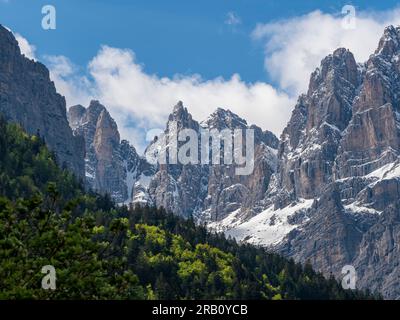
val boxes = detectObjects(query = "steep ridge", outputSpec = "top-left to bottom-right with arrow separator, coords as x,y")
69,100 -> 278,222
68,100 -> 154,203
0,25 -> 84,178
270,26 -> 400,299
144,101 -> 279,221
274,48 -> 361,204
336,26 -> 400,179
209,26 -> 400,299
144,101 -> 207,217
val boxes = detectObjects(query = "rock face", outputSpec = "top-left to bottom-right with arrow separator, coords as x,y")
201,109 -> 278,220
68,100 -> 153,203
266,26 -> 400,299
335,26 -> 400,179
353,201 -> 400,299
0,25 -> 84,178
68,100 -> 278,220
145,102 -> 206,217
209,26 -> 400,299
278,184 -> 367,277
144,101 -> 278,220
275,48 -> 360,204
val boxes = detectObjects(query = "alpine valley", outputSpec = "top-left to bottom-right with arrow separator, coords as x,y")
2,23 -> 400,299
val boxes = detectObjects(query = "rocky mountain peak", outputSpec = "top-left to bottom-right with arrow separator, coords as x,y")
170,100 -> 189,120
335,25 -> 400,179
86,100 -> 106,122
274,46 -> 362,201
68,101 -> 108,133
256,26 -> 400,298
167,101 -> 198,131
202,108 -> 248,130
352,25 -> 400,114
88,99 -> 106,112
308,47 -> 358,98
67,104 -> 86,130
302,47 -> 359,136
0,25 -> 85,178
0,24 -> 21,57
143,101 -> 279,220
68,101 -> 151,203
172,100 -> 184,113
376,25 -> 400,57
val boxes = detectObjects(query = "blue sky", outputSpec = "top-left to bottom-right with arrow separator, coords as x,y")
1,0 -> 399,83
2,0 -> 400,150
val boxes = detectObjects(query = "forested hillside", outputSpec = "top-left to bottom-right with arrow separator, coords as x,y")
0,116 -> 378,299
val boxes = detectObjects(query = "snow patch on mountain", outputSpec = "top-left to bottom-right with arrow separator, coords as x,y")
345,202 -> 382,215
208,199 -> 314,247
366,159 -> 400,181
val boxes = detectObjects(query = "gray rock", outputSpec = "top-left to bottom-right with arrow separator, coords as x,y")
276,48 -> 360,201
276,184 -> 364,277
270,26 -> 400,299
68,100 -> 153,202
0,25 -> 84,178
145,101 -> 278,220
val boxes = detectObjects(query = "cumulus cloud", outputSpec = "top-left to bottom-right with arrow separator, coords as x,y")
15,33 -> 36,60
252,8 -> 400,96
44,55 -> 93,106
46,46 -> 293,151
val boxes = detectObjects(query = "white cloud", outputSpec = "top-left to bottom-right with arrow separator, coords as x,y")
47,45 -> 293,151
14,33 -> 36,60
14,7 -> 400,153
225,11 -> 241,26
252,8 -> 400,96
44,55 -> 93,107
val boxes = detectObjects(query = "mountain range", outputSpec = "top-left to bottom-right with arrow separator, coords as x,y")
2,23 -> 400,298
